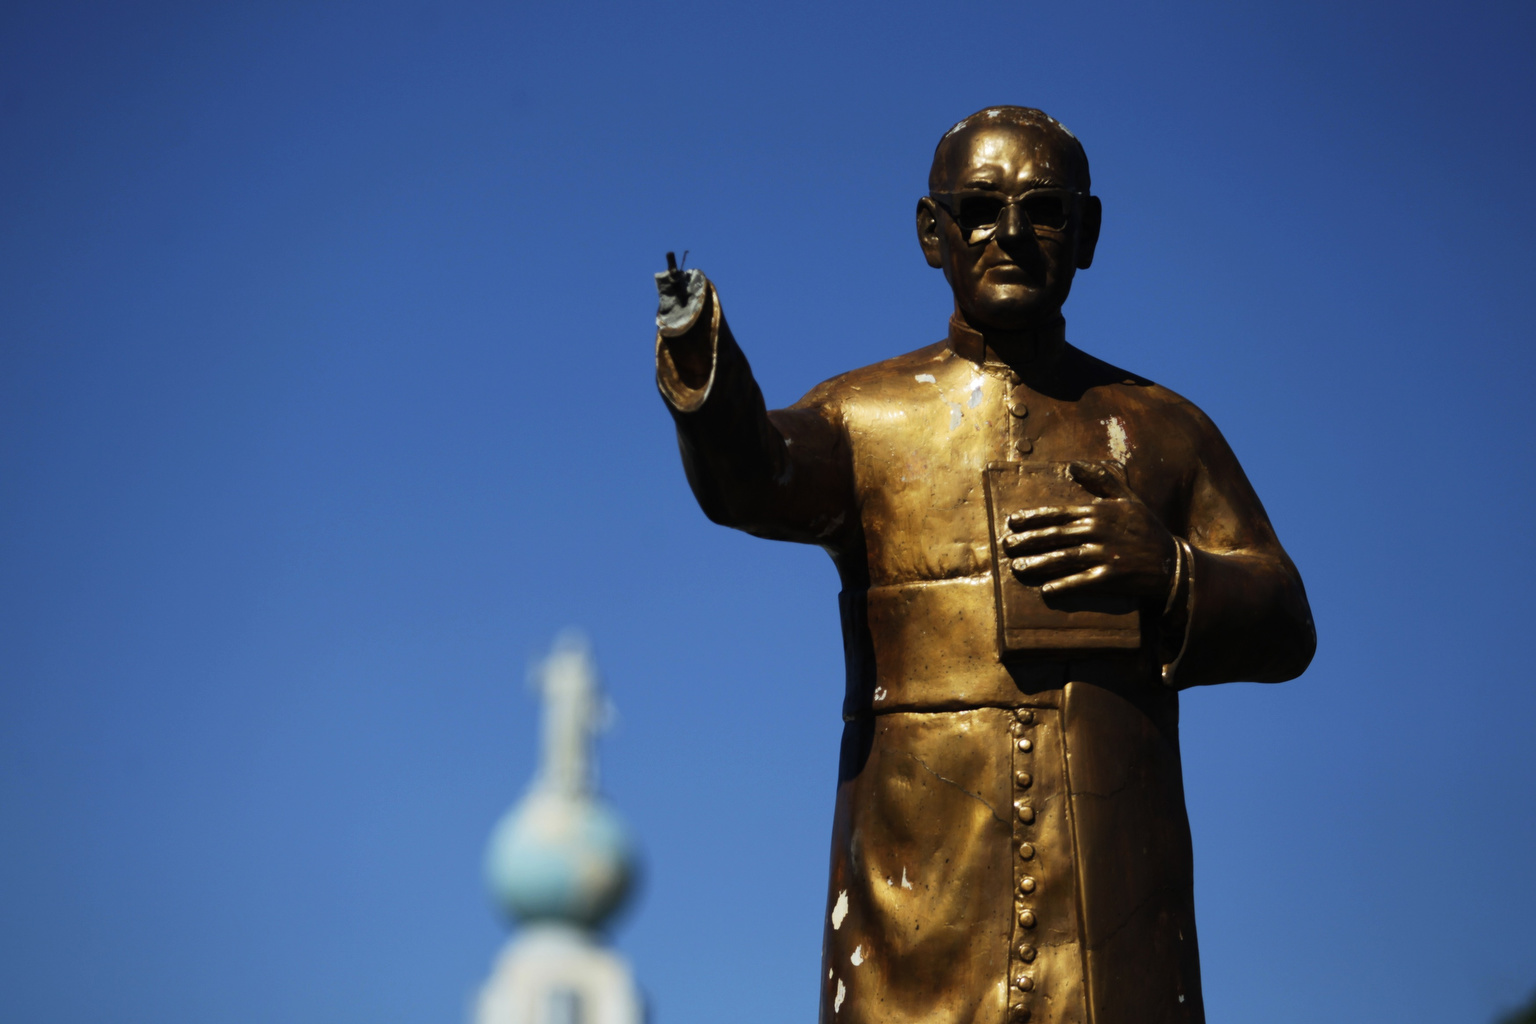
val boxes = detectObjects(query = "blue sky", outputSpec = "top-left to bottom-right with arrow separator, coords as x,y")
2,2 -> 1534,1022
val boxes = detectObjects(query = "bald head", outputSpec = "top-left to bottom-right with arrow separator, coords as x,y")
929,106 -> 1091,193
917,106 -> 1103,331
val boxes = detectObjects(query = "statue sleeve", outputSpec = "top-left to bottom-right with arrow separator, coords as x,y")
655,277 -> 855,548
1167,408 -> 1317,688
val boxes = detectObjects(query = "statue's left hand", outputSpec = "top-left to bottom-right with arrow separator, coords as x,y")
1001,462 -> 1178,599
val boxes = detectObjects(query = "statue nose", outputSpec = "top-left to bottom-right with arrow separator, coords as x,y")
993,202 -> 1042,266
995,202 -> 1030,244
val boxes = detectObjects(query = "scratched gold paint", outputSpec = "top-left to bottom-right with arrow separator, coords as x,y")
654,107 -> 1314,1024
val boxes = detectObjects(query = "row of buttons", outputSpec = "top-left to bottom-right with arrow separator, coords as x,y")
1010,708 -> 1038,1022
1009,381 -> 1034,457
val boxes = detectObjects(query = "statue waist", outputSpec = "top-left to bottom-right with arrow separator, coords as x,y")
839,576 -> 1154,719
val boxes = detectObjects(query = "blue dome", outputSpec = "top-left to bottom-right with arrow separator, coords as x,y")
484,790 -> 637,930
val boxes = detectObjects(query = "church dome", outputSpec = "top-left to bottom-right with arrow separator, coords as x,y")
484,788 -> 636,929
483,632 -> 638,932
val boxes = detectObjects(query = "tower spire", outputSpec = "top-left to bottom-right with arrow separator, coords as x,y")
532,631 -> 604,798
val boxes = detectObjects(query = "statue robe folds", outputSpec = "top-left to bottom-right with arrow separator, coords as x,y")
656,279 -> 1314,1024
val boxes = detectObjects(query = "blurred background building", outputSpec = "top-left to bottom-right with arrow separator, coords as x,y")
476,633 -> 642,1024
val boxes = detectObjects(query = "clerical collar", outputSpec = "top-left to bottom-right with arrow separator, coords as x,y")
947,314 -> 1067,369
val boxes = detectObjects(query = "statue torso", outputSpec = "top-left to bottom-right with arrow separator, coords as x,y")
795,334 -> 1207,1024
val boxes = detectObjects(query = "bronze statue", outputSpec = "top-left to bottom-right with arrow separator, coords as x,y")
653,106 -> 1315,1024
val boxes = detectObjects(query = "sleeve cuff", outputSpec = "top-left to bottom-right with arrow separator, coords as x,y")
655,281 -> 720,414
1160,538 -> 1195,688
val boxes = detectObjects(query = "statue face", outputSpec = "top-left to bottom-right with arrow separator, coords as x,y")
918,124 -> 1102,331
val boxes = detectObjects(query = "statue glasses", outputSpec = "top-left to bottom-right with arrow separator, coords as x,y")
929,186 -> 1087,246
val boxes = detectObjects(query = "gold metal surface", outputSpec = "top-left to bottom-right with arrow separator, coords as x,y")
654,107 -> 1315,1024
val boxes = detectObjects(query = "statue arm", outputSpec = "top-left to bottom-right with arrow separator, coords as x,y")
1170,409 -> 1316,688
655,272 -> 854,547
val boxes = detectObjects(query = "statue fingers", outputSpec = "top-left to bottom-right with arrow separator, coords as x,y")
1010,544 -> 1104,582
1006,505 -> 1095,531
1068,461 -> 1136,501
1040,563 -> 1113,595
1002,521 -> 1096,556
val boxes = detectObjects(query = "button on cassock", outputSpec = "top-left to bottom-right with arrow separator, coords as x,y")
1015,801 -> 1035,823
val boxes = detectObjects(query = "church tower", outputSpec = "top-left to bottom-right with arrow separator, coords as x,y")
475,632 -> 644,1024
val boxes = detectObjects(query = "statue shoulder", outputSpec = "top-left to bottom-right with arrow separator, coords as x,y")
787,340 -> 953,412
1067,346 -> 1216,433
1061,346 -> 1240,476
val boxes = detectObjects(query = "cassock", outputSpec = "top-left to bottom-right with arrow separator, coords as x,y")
655,276 -> 1314,1024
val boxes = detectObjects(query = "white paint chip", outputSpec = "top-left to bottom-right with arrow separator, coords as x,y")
851,945 -> 865,966
901,868 -> 913,890
831,890 -> 849,930
914,373 -> 937,384
834,979 -> 847,1012
1102,416 -> 1131,464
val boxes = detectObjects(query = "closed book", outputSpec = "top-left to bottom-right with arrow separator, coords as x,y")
983,461 -> 1142,654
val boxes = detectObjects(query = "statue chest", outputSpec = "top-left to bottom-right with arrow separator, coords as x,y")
842,365 -> 1149,588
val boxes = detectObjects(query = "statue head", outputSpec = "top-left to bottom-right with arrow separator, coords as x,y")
917,107 -> 1102,333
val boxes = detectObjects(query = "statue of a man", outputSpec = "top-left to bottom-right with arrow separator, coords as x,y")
653,106 -> 1315,1024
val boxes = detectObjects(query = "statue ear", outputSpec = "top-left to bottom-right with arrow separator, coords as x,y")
1075,195 -> 1102,270
916,197 -> 944,269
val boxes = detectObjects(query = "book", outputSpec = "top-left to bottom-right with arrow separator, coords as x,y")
983,461 -> 1143,654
